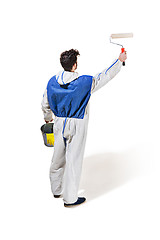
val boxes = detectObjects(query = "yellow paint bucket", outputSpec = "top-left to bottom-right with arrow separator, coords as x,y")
41,123 -> 54,147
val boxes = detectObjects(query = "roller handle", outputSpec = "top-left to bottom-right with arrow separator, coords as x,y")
121,47 -> 125,66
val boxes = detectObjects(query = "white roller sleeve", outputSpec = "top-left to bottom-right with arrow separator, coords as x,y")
111,33 -> 133,39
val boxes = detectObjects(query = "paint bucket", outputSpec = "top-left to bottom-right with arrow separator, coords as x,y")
41,123 -> 54,147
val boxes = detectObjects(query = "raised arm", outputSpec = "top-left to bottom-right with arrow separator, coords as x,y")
92,52 -> 127,93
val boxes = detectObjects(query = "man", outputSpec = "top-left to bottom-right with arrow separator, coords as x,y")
41,49 -> 127,207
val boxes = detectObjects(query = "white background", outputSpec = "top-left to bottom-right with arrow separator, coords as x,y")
0,0 -> 160,239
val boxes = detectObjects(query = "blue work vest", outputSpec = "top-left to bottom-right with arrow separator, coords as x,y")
47,75 -> 93,119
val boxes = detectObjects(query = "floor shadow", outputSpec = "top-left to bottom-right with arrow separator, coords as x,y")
79,147 -> 150,202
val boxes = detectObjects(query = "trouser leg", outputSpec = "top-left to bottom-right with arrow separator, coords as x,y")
49,120 -> 66,196
63,117 -> 89,204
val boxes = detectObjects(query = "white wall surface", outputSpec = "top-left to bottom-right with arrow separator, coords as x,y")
0,0 -> 160,239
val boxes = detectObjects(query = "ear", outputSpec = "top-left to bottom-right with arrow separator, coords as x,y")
71,63 -> 77,72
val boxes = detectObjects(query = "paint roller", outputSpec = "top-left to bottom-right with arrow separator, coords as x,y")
110,33 -> 133,66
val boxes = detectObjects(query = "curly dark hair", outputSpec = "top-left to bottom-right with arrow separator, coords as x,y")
60,49 -> 80,71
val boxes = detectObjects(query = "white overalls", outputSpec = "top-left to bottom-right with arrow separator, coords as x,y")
41,59 -> 122,204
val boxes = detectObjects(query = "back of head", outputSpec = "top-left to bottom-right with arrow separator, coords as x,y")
60,49 -> 80,71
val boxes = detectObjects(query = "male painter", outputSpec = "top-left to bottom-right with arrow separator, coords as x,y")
41,49 -> 127,207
